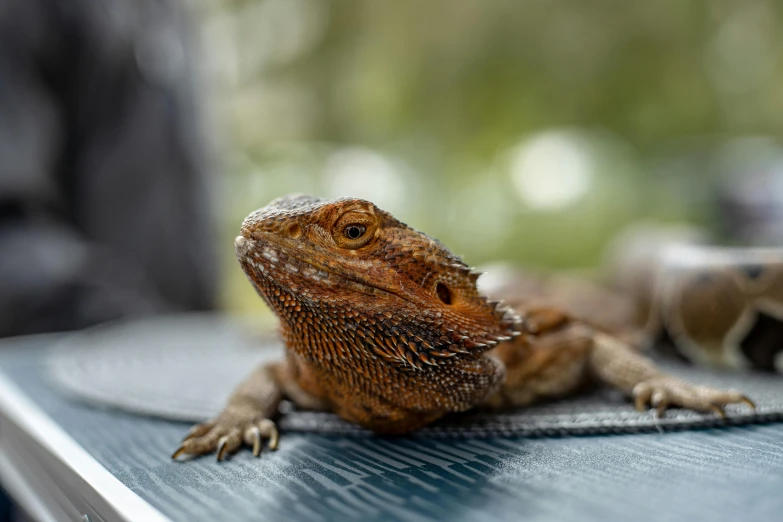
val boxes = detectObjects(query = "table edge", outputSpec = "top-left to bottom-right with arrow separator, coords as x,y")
0,369 -> 171,522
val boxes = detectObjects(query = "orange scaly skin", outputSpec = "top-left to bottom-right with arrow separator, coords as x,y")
172,195 -> 755,462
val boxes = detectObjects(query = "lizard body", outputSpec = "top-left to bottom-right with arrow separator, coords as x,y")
173,195 -> 754,461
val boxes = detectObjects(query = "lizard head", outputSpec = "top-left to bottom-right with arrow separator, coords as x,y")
235,194 -> 520,370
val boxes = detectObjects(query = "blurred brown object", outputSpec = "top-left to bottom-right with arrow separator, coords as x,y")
602,222 -> 710,328
0,0 -> 218,338
478,263 -> 642,347
498,222 -> 783,374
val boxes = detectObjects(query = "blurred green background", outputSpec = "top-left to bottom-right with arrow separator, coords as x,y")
193,0 -> 783,311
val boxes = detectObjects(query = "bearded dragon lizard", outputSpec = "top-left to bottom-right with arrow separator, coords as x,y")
172,194 -> 754,461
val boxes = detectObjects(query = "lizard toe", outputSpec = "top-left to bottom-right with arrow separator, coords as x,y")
181,420 -> 216,442
216,428 -> 243,462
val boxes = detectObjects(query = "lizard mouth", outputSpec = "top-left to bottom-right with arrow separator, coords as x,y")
235,234 -> 409,301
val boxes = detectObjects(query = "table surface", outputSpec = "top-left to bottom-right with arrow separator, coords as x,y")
1,335 -> 783,522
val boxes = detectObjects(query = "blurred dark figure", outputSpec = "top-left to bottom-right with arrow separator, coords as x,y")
717,168 -> 783,247
0,0 -> 218,339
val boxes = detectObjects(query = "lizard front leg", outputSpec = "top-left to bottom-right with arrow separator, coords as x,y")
172,361 -> 289,461
484,310 -> 593,408
486,308 -> 755,417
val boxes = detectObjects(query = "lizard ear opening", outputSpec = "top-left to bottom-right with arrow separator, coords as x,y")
436,283 -> 452,305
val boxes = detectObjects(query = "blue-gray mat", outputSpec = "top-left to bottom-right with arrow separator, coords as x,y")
44,315 -> 783,436
2,345 -> 783,522
1,326 -> 783,521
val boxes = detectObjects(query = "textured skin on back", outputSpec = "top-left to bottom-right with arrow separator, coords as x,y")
236,194 -> 520,432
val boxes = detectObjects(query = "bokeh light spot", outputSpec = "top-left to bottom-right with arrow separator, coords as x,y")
324,147 -> 406,212
509,131 -> 593,211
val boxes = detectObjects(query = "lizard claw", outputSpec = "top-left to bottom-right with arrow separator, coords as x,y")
172,411 -> 280,462
244,419 -> 278,457
216,437 -> 228,462
247,426 -> 262,457
171,445 -> 187,460
633,377 -> 755,419
709,404 -> 726,419
653,391 -> 669,419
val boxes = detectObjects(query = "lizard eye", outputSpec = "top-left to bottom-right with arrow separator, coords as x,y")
344,225 -> 366,240
332,210 -> 378,249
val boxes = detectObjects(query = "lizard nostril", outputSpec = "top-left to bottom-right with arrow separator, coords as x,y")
436,283 -> 452,305
287,224 -> 302,239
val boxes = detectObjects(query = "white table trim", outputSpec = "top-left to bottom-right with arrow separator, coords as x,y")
0,370 -> 171,522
